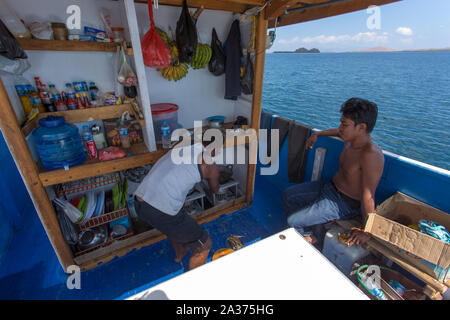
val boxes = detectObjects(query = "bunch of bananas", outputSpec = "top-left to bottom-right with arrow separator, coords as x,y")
159,61 -> 188,82
155,27 -> 187,82
190,43 -> 212,69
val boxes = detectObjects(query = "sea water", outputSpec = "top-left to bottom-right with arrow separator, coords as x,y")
262,51 -> 450,170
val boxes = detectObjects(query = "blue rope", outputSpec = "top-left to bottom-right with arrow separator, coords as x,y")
419,220 -> 450,243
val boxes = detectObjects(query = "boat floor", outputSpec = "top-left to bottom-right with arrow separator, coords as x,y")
0,174 -> 288,299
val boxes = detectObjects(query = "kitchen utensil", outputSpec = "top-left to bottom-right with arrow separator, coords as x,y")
110,224 -> 127,238
77,225 -> 108,251
206,115 -> 225,128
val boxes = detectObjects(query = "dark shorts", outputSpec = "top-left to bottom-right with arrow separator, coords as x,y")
135,199 -> 209,249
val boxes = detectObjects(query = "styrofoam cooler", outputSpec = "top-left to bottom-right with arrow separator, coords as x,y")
322,224 -> 370,276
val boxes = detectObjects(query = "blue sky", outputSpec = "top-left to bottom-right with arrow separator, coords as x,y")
268,0 -> 450,52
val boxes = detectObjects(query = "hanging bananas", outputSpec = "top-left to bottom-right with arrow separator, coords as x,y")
158,61 -> 189,82
189,43 -> 212,70
156,27 -> 188,82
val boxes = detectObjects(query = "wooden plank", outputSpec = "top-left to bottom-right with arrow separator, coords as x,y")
246,11 -> 268,204
0,78 -> 75,271
366,239 -> 448,294
133,0 -> 251,13
76,198 -> 247,270
20,117 -> 39,137
39,144 -> 168,186
265,0 -> 300,19
269,0 -> 401,27
124,0 -> 157,152
34,104 -> 133,124
17,38 -> 121,52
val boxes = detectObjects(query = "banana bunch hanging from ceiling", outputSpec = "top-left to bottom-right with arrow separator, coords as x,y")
189,43 -> 212,70
156,27 -> 189,82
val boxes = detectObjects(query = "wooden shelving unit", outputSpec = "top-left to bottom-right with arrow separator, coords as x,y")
0,1 -> 268,272
17,38 -> 133,55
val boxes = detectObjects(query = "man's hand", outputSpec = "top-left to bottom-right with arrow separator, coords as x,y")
305,134 -> 318,149
347,227 -> 371,247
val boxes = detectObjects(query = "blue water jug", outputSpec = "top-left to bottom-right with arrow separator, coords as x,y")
32,116 -> 86,170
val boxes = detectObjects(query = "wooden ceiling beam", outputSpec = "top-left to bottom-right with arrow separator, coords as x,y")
133,0 -> 263,13
268,0 -> 401,28
265,0 -> 299,19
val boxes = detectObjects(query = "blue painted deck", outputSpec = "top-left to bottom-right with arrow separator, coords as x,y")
0,122 -> 449,299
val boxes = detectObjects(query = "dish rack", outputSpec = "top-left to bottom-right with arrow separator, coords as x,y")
55,172 -> 134,256
55,173 -> 121,198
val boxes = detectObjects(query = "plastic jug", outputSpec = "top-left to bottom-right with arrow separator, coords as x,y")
32,116 -> 86,170
322,224 -> 370,276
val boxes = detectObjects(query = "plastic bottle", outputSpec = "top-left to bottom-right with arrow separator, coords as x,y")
82,92 -> 91,108
48,84 -> 62,104
88,82 -> 98,100
66,95 -> 77,110
119,123 -> 130,149
161,120 -> 171,149
14,75 -> 33,116
360,273 -> 388,300
91,124 -> 107,150
40,85 -> 56,112
82,125 -> 98,159
29,88 -> 46,113
75,93 -> 86,109
64,83 -> 77,101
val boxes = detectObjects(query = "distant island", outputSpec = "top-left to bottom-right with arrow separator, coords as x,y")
274,47 -> 320,53
348,46 -> 450,53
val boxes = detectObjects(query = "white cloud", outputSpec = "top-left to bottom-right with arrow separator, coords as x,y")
396,27 -> 413,36
278,32 -> 388,45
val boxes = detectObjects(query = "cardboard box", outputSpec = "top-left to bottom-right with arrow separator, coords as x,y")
364,192 -> 450,283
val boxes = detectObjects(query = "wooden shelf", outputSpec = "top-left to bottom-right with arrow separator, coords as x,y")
39,143 -> 167,186
21,104 -> 144,137
17,38 -> 133,55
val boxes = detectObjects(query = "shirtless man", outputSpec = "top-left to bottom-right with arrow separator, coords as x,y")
282,97 -> 384,247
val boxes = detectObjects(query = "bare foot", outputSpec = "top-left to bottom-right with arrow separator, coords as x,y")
304,235 -> 317,244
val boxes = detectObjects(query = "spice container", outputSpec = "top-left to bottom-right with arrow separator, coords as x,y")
51,22 -> 68,40
111,27 -> 125,42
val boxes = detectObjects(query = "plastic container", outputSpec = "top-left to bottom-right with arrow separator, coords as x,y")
32,116 -> 86,170
321,224 -> 370,276
151,103 -> 178,143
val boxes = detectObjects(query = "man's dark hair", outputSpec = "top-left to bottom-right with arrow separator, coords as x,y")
340,97 -> 378,133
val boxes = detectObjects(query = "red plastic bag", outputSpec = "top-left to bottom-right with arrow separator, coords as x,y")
141,0 -> 171,68
99,147 -> 126,161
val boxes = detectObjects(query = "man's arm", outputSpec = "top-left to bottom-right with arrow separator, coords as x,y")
306,128 -> 339,149
348,149 -> 384,246
360,149 -> 384,221
205,165 -> 220,194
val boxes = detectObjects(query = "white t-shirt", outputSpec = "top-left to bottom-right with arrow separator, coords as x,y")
134,143 -> 204,215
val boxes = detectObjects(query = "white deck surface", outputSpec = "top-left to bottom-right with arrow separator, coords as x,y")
128,228 -> 369,300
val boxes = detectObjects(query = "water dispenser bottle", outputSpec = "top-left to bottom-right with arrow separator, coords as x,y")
32,116 -> 86,170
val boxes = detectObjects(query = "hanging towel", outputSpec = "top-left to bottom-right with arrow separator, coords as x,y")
287,122 -> 312,183
268,116 -> 291,157
260,110 -> 274,130
224,20 -> 242,100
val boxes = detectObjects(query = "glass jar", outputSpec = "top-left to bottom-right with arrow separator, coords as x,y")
51,22 -> 68,40
111,27 -> 125,43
